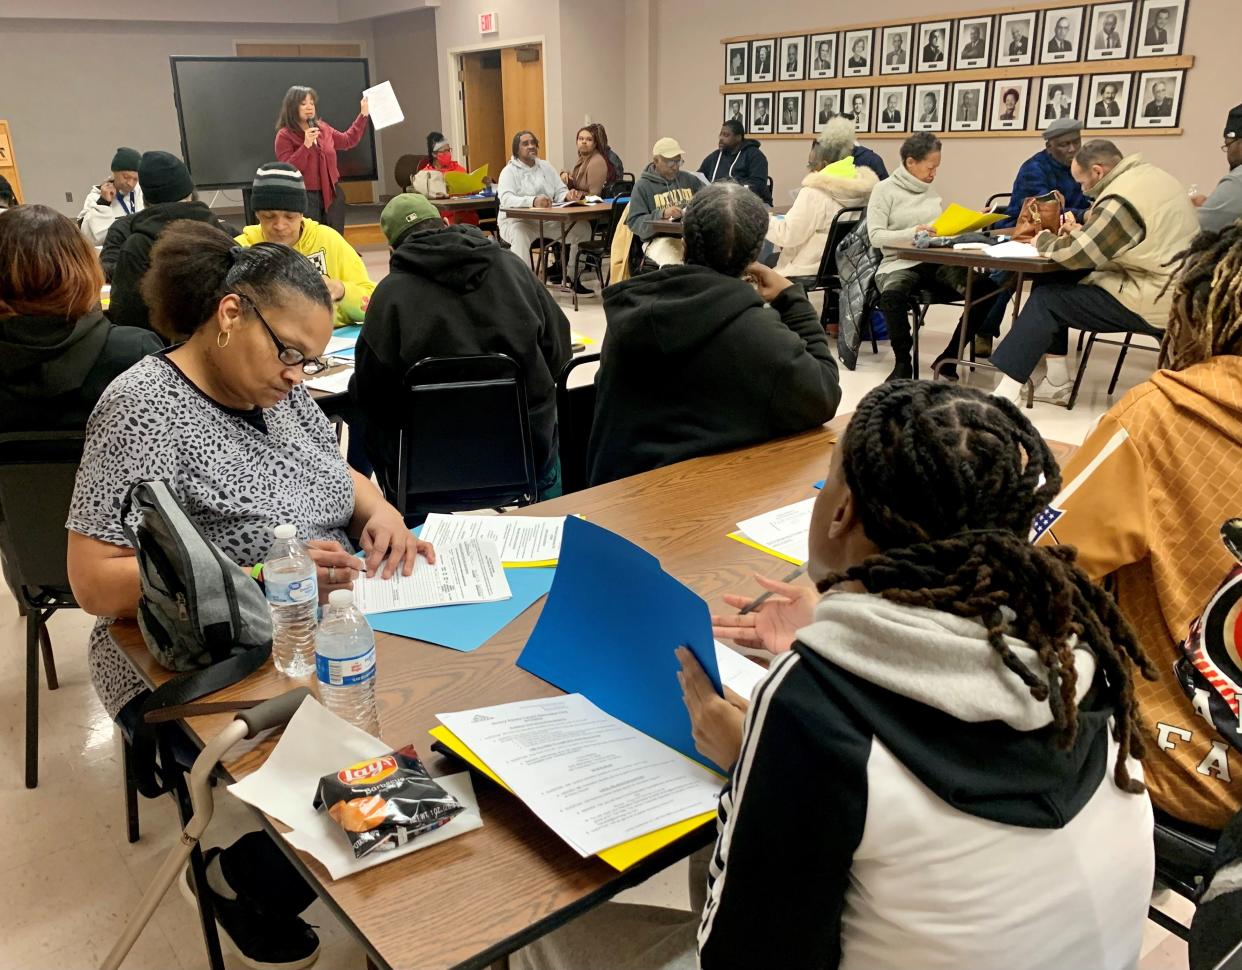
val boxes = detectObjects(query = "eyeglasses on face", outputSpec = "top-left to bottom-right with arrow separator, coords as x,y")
234,295 -> 329,375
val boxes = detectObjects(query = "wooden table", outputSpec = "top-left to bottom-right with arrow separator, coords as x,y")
110,420 -> 1077,970
430,195 -> 499,215
649,204 -> 791,236
501,202 -> 614,282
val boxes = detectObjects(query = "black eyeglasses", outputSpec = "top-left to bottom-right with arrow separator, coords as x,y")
1223,139 -> 1238,153
236,295 -> 329,375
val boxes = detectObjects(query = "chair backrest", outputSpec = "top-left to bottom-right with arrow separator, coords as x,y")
393,354 -> 538,516
766,175 -> 775,199
555,353 -> 601,495
0,431 -> 85,594
603,177 -> 634,200
985,191 -> 1012,211
809,205 -> 867,290
394,154 -> 422,191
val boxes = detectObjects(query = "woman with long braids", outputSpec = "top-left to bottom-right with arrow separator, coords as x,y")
1034,223 -> 1242,834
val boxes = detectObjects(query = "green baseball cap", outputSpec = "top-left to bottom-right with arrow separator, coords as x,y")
380,193 -> 442,245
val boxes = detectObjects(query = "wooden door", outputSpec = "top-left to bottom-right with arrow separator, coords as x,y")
460,51 -> 507,180
0,121 -> 23,204
500,45 -> 545,161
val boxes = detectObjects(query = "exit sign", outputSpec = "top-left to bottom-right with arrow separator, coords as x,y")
479,12 -> 498,34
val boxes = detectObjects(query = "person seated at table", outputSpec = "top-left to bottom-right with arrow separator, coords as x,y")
697,121 -> 771,204
866,132 -> 1003,381
418,130 -> 483,226
561,124 -> 616,198
591,121 -> 625,183
991,140 -> 1199,406
975,118 -> 1090,357
234,162 -> 375,328
77,146 -> 144,245
519,381 -> 1155,970
497,129 -> 590,291
67,220 -> 430,970
766,117 -> 878,279
626,137 -> 703,268
588,182 -> 840,486
1035,222 -> 1242,832
355,193 -> 572,501
1191,104 -> 1242,234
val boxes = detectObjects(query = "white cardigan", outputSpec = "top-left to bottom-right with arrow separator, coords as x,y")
768,166 -> 879,278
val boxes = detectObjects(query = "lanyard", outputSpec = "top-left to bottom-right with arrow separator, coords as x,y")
117,192 -> 136,215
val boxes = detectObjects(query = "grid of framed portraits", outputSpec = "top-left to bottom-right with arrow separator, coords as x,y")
721,2 -> 1189,84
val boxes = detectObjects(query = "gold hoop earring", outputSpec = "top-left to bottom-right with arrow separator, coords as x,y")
217,329 -> 231,349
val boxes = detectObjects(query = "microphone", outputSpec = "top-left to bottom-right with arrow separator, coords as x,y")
309,115 -> 320,131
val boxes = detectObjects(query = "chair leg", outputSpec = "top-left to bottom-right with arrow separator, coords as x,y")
1108,332 -> 1134,395
25,612 -> 39,789
122,736 -> 141,843
1077,330 -> 1086,352
1067,332 -> 1097,411
39,620 -> 58,691
571,249 -> 582,312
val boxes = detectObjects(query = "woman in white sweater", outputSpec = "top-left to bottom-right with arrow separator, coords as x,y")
767,118 -> 879,280
866,132 -> 1002,380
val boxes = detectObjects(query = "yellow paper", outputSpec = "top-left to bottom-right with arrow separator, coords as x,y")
570,330 -> 597,346
726,531 -> 804,566
932,203 -> 1006,237
444,165 -> 488,195
503,558 -> 557,569
429,725 -> 717,871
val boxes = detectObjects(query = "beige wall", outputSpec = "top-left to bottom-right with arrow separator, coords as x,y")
649,0 -> 1230,207
371,7 -> 442,198
559,0 -> 630,171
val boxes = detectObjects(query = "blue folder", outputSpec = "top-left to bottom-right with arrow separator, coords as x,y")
516,516 -> 722,769
333,324 -> 363,340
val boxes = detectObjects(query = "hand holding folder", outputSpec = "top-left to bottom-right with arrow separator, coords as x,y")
932,203 -> 1006,236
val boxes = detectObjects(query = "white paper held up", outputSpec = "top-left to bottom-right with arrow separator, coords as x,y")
352,538 -> 512,614
363,80 -> 404,131
419,514 -> 565,564
228,697 -> 482,880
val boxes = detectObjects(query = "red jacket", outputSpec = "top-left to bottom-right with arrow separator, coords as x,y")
274,114 -> 369,211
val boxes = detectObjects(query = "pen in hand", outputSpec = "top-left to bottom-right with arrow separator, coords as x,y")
738,565 -> 806,614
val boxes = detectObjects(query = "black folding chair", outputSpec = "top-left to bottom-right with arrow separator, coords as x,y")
986,191 -> 1013,212
602,178 -> 634,200
1067,329 -> 1162,410
381,354 -> 539,518
555,353 -> 601,495
788,205 -> 866,330
766,175 -> 775,202
1149,809 -> 1219,940
572,202 -> 630,310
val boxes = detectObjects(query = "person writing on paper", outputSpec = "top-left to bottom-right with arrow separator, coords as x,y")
234,163 -> 375,328
765,118 -> 878,279
355,194 -> 572,502
866,132 -> 1002,380
274,85 -> 371,234
588,182 -> 840,486
418,131 -> 483,227
626,137 -> 703,268
78,147 -> 144,245
560,124 -> 615,198
66,222 -> 430,970
1191,104 -> 1242,233
697,121 -> 771,203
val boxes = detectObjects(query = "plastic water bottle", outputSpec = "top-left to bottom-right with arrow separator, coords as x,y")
315,589 -> 380,735
264,523 -> 318,678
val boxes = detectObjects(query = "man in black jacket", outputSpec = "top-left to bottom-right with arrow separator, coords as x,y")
355,193 -> 572,498
588,183 -> 840,486
698,122 -> 771,204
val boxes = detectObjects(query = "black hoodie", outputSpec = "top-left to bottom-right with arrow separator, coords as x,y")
354,225 -> 572,486
0,310 -> 161,433
586,265 -> 840,486
698,138 -> 772,203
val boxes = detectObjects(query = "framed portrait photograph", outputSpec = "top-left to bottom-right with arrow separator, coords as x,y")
1136,0 -> 1187,56
913,83 -> 947,131
725,42 -> 749,84
997,12 -> 1037,66
880,25 -> 914,75
812,89 -> 841,132
750,39 -> 775,82
949,80 -> 988,132
843,88 -> 873,133
779,35 -> 807,82
916,21 -> 952,72
778,91 -> 805,134
808,33 -> 837,79
843,28 -> 874,77
1037,75 -> 1083,130
723,94 -> 747,130
1040,6 -> 1085,63
955,16 -> 993,69
749,92 -> 774,134
1134,70 -> 1184,126
1085,73 -> 1133,127
1086,1 -> 1134,59
990,78 -> 1031,131
876,86 -> 909,132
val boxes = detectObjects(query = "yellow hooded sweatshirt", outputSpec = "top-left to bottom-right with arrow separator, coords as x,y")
235,218 -> 376,327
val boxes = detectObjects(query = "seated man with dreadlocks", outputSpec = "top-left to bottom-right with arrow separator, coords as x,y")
1036,223 -> 1242,834
516,380 -> 1155,970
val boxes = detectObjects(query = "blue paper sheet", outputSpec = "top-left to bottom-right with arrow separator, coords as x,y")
516,517 -> 721,770
368,566 -> 556,652
333,324 -> 363,340
814,480 -> 825,489
331,345 -> 357,361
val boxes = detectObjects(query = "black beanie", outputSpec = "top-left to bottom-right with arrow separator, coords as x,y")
139,151 -> 194,204
250,162 -> 307,214
1227,104 -> 1242,140
110,147 -> 141,173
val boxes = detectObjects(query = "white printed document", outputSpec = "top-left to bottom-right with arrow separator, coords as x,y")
362,80 -> 404,131
437,694 -> 722,856
324,335 -> 358,355
305,367 -> 353,394
420,513 -> 565,564
352,538 -> 511,614
714,640 -> 768,700
736,497 -> 815,565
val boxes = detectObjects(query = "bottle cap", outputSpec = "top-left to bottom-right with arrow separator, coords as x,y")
328,589 -> 354,607
274,523 -> 297,540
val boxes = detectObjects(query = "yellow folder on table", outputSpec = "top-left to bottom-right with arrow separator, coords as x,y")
444,165 -> 488,195
429,725 -> 717,871
726,531 -> 804,566
932,203 -> 1005,236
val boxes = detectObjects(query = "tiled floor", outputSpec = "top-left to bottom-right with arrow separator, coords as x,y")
1,256 -> 1190,969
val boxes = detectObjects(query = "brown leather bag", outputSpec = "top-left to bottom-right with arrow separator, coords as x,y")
1011,190 -> 1064,242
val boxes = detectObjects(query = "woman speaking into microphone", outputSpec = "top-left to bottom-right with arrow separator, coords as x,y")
274,85 -> 370,233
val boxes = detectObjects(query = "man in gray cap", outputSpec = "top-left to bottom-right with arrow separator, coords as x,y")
1192,104 -> 1242,233
973,117 -> 1090,356
78,147 -> 144,244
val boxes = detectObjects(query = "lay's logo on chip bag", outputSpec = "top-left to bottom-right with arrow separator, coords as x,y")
337,754 -> 398,785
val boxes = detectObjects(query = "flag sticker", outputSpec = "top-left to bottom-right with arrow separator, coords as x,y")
1031,506 -> 1064,542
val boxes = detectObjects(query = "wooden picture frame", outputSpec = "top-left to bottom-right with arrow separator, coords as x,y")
808,33 -> 837,79
1086,1 -> 1135,60
1133,68 -> 1184,126
1036,74 -> 1083,129
877,85 -> 909,132
917,20 -> 953,72
843,28 -> 875,77
990,78 -> 1031,130
723,94 -> 748,130
750,39 -> 775,82
725,42 -> 749,84
1085,72 -> 1134,127
955,15 -> 994,69
843,87 -> 873,132
779,35 -> 807,82
913,82 -> 948,130
997,11 -> 1037,66
749,92 -> 774,133
880,25 -> 915,75
1135,0 -> 1187,57
812,89 -> 841,132
778,91 -> 806,133
950,80 -> 988,131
